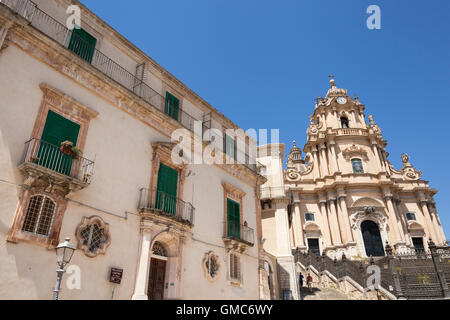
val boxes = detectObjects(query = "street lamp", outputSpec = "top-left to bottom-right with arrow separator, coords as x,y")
52,237 -> 76,300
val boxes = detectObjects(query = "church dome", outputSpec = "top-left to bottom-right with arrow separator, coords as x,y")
326,76 -> 348,98
288,141 -> 303,163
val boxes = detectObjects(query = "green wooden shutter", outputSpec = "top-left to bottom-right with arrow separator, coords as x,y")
225,135 -> 236,159
38,110 -> 80,176
68,27 -> 97,64
156,164 -> 178,215
164,92 -> 180,121
227,199 -> 240,238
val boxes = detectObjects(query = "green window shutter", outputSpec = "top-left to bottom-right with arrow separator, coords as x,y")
38,110 -> 80,176
164,92 -> 180,121
225,135 -> 236,159
156,164 -> 178,215
227,198 -> 240,238
68,27 -> 97,64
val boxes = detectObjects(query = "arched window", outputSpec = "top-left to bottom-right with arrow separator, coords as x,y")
341,117 -> 350,129
351,158 -> 364,173
21,195 -> 56,237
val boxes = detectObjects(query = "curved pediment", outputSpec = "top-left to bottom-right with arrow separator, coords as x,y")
350,197 -> 384,209
407,221 -> 424,232
303,221 -> 321,233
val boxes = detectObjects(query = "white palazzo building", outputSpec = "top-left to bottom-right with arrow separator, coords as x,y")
0,0 -> 266,300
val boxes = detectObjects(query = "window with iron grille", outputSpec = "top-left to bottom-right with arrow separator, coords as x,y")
406,212 -> 416,221
229,253 -> 241,283
351,158 -> 364,173
76,216 -> 111,257
21,195 -> 56,237
80,223 -> 105,253
305,213 -> 315,222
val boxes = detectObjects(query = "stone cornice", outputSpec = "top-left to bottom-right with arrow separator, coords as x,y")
4,17 -> 263,187
61,0 -> 248,135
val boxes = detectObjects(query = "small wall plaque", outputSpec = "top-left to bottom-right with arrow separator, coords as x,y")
109,267 -> 123,284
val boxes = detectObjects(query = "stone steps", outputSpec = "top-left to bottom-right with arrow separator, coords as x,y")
300,286 -> 352,300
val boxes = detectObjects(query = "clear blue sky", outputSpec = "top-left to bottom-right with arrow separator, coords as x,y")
81,0 -> 450,238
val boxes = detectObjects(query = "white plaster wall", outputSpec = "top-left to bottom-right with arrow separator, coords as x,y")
0,43 -> 260,299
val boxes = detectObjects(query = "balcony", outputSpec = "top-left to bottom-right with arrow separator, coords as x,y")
223,221 -> 254,252
332,128 -> 368,137
0,0 -> 208,136
18,139 -> 95,193
0,0 -> 264,174
138,188 -> 194,226
260,186 -> 289,200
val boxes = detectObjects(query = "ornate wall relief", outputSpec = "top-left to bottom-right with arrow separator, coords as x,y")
75,216 -> 111,257
203,251 -> 220,282
342,144 -> 369,161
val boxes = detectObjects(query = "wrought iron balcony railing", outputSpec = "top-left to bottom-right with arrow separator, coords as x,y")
0,0 -> 207,136
138,188 -> 194,225
19,138 -> 95,184
0,0 -> 262,173
224,221 -> 255,246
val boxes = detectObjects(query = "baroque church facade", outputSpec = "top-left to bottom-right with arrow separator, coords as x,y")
257,78 -> 447,299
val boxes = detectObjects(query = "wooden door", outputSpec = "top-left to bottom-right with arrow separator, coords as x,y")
147,258 -> 166,300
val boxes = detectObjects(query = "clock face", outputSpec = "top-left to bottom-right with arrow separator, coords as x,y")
337,97 -> 347,105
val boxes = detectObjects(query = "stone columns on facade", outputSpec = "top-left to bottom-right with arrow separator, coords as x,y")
377,147 -> 387,173
319,143 -> 329,177
132,228 -> 152,300
328,140 -> 340,175
292,202 -> 305,248
393,197 -> 411,246
417,193 -> 438,243
349,109 -> 357,127
371,140 -> 383,173
311,146 -> 320,179
382,189 -> 404,246
318,195 -> 332,247
336,188 -> 354,244
326,193 -> 342,245
428,202 -> 446,244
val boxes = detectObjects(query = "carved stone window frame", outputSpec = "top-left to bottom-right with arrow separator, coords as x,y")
149,142 -> 187,200
7,188 -> 68,248
202,251 -> 220,282
342,144 -> 369,161
7,84 -> 98,249
228,252 -> 242,286
31,83 -> 98,153
75,216 -> 111,258
222,182 -> 246,237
